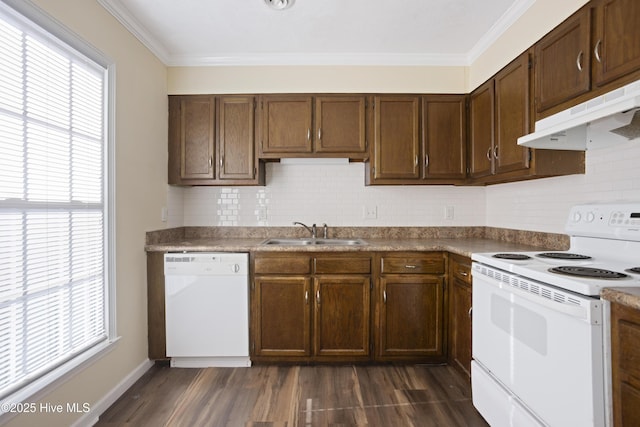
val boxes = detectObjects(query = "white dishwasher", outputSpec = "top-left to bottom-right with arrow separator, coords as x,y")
164,252 -> 250,368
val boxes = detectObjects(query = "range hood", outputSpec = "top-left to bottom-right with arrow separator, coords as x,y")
518,79 -> 640,150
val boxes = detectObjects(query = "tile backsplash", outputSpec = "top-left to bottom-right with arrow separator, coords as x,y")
167,140 -> 640,234
171,162 -> 486,228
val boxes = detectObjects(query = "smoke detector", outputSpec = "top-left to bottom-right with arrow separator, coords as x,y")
264,0 -> 294,10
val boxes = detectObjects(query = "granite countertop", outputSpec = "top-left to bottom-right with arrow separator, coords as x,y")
145,227 -> 566,256
601,287 -> 640,311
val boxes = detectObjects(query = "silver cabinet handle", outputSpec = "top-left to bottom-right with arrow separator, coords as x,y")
219,155 -> 223,168
383,290 -> 387,303
307,128 -> 311,141
594,39 -> 602,63
316,290 -> 320,305
405,265 -> 417,269
576,50 -> 583,72
468,307 -> 473,318
209,156 -> 212,169
486,147 -> 492,161
459,271 -> 469,277
424,154 -> 429,169
305,290 -> 309,304
317,128 -> 322,140
415,155 -> 419,167
493,146 -> 499,159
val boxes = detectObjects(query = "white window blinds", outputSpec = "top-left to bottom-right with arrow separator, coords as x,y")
0,4 -> 108,400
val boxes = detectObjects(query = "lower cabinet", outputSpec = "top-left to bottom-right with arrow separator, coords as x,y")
376,252 -> 446,362
610,300 -> 640,426
448,254 -> 472,380
251,253 -> 371,362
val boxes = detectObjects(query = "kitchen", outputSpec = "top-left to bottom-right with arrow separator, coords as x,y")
0,0 -> 639,426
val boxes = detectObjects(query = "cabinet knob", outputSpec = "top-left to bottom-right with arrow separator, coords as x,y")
459,271 -> 468,277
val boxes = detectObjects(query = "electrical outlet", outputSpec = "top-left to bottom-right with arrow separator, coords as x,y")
363,205 -> 377,219
444,206 -> 454,220
161,207 -> 168,222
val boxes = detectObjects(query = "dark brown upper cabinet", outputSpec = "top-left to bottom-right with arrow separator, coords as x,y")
535,0 -> 640,118
168,95 -> 264,186
367,94 -> 466,185
470,51 -> 584,184
592,0 -> 640,87
370,95 -> 421,181
422,95 -> 467,182
468,80 -> 495,180
535,9 -> 592,113
259,94 -> 367,159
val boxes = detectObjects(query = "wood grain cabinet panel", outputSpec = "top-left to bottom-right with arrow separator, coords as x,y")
252,253 -> 372,363
468,80 -> 495,180
422,95 -> 467,181
448,254 -> 472,380
260,95 -> 313,155
376,252 -> 446,362
610,301 -> 640,426
218,96 -> 256,180
253,276 -> 312,357
593,0 -> 640,87
378,275 -> 445,359
535,9 -> 591,113
168,95 -> 263,186
314,276 -> 370,358
314,96 -> 366,154
372,95 -> 421,180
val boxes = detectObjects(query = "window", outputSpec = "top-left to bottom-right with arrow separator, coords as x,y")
0,0 -> 113,404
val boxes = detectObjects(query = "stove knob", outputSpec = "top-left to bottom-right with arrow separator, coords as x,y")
586,211 -> 595,222
572,211 -> 582,222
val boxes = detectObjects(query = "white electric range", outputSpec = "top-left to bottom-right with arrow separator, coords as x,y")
471,202 -> 640,427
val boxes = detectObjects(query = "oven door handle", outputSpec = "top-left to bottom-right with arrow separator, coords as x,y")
479,275 -> 600,324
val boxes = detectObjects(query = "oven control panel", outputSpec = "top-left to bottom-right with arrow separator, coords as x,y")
566,202 -> 640,240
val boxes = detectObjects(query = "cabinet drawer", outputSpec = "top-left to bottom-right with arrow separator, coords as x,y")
451,256 -> 472,284
315,256 -> 371,274
254,255 -> 312,275
380,253 -> 444,274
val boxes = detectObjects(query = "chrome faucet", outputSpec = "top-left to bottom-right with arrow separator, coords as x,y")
322,223 -> 329,239
293,221 -> 317,238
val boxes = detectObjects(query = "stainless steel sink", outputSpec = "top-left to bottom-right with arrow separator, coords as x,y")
261,238 -> 367,246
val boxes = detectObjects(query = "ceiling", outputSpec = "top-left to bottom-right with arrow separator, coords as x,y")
98,0 -> 534,67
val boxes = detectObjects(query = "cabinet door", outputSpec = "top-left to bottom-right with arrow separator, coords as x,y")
593,0 -> 640,86
314,96 -> 367,155
378,275 -> 444,359
468,80 -> 495,179
253,277 -> 311,357
218,96 -> 255,180
314,276 -> 370,358
171,95 -> 215,180
260,95 -> 313,155
422,95 -> 467,180
610,301 -> 640,427
534,9 -> 591,113
372,96 -> 421,180
494,52 -> 532,175
449,275 -> 472,379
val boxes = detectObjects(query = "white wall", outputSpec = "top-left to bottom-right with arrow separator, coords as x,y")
4,1 -> 168,426
174,163 -> 485,227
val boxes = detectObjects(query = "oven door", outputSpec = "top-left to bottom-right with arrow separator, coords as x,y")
471,263 -> 605,427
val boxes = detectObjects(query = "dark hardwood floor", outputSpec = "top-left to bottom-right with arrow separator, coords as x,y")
96,363 -> 488,426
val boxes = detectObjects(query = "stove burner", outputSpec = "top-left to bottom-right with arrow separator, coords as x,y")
537,252 -> 592,260
549,266 -> 628,279
492,253 -> 531,260
626,267 -> 640,274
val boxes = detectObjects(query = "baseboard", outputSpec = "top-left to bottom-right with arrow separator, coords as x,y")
72,358 -> 154,427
